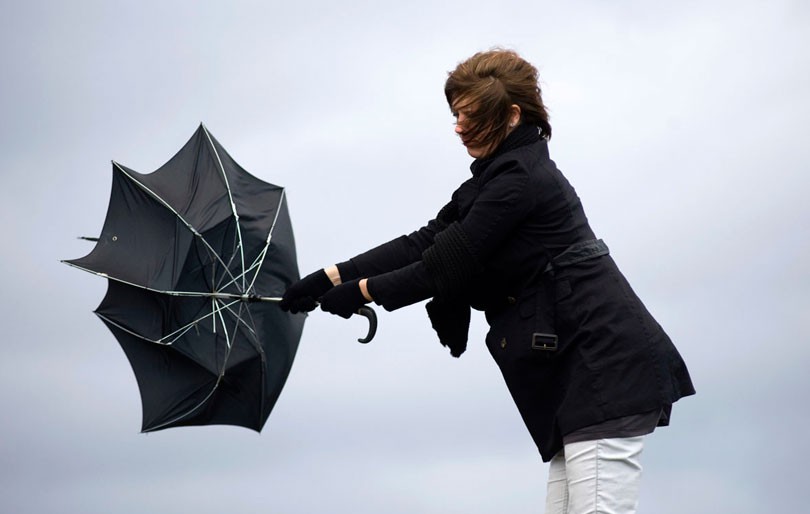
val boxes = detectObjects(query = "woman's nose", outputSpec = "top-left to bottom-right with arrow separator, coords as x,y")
455,115 -> 467,134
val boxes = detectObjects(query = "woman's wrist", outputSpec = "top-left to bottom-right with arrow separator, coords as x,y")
324,265 -> 342,286
325,265 -> 371,301
359,278 -> 373,302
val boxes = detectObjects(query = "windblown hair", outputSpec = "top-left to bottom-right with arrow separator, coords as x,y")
445,49 -> 551,151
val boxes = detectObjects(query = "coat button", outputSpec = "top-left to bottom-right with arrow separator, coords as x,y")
500,337 -> 507,348
506,296 -> 516,305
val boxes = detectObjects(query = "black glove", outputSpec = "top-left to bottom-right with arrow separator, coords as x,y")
319,279 -> 369,319
279,269 -> 334,313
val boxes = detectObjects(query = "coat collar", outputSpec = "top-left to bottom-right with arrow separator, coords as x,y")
470,124 -> 545,177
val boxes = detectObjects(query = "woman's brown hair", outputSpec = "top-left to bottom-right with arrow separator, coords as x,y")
445,49 -> 551,151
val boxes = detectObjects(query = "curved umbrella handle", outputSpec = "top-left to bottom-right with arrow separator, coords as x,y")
356,306 -> 378,344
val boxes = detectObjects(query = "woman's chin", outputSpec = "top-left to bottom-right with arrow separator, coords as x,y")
465,146 -> 486,158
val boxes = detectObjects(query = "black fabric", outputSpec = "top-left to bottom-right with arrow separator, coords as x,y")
65,124 -> 305,433
422,221 -> 482,299
562,409 -> 663,445
318,279 -> 369,319
279,268 -> 333,313
335,259 -> 362,283
434,198 -> 460,227
366,260 -> 435,311
470,123 -> 541,178
546,238 -> 609,271
425,299 -> 470,357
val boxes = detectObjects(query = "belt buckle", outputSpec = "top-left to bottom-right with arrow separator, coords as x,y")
531,333 -> 558,351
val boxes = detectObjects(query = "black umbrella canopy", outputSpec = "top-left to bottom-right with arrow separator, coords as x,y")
64,124 -> 305,432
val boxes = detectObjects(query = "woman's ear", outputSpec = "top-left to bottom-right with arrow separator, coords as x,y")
509,104 -> 522,128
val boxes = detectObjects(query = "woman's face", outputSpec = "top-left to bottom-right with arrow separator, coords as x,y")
453,105 -> 496,159
452,100 -> 521,159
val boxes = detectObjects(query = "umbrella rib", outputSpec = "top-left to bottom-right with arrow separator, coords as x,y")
161,322 -> 197,346
61,261 -> 281,301
111,161 -> 243,293
220,300 -> 258,338
246,247 -> 267,278
216,239 -> 243,292
212,298 -> 233,350
215,302 -> 262,374
214,248 -> 251,294
246,188 -> 287,293
95,299 -> 242,346
210,203 -> 275,294
95,312 -> 169,345
238,303 -> 267,360
222,300 -> 267,431
153,298 -> 241,430
164,298 -> 242,344
212,301 -> 266,372
202,124 -> 247,292
98,315 -> 222,431
147,375 -> 223,432
140,299 -> 237,432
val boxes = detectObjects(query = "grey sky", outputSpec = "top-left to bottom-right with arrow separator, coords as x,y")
1,1 -> 808,512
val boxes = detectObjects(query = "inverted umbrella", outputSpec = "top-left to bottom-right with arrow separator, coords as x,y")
63,124 -> 375,433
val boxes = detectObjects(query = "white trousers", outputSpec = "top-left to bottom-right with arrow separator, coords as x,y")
544,436 -> 644,514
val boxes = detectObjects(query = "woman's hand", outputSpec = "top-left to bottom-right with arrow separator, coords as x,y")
319,279 -> 371,319
279,269 -> 335,313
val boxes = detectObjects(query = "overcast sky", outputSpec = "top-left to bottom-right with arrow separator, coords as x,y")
1,1 -> 808,512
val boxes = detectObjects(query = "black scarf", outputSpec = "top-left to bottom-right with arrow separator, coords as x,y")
427,124 -> 542,358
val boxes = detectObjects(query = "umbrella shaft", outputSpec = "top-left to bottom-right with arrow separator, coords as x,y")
209,293 -> 281,303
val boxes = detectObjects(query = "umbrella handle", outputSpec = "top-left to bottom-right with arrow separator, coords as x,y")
356,306 -> 378,344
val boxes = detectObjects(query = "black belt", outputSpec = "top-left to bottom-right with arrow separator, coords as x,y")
484,239 -> 609,314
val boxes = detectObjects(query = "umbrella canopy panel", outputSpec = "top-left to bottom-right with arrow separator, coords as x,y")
65,124 -> 305,432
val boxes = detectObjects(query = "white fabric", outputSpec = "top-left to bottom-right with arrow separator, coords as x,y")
545,436 -> 644,514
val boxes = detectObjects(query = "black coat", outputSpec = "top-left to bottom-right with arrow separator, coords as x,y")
340,125 -> 695,461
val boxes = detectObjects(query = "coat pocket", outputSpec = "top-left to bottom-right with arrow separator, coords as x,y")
485,286 -> 561,367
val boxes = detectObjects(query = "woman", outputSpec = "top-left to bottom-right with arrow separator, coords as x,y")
280,49 -> 694,513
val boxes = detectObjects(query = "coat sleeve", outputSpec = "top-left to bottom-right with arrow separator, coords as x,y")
368,161 -> 536,311
335,200 -> 457,281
